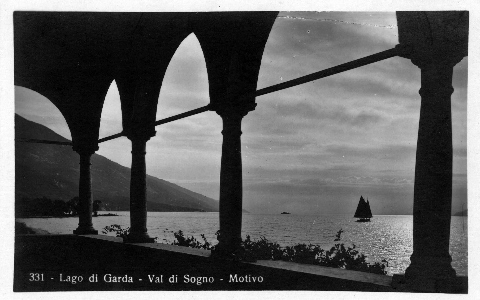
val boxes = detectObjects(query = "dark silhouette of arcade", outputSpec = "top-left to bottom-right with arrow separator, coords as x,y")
14,11 -> 468,292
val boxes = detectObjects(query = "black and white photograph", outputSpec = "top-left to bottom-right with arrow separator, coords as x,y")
1,0 -> 478,298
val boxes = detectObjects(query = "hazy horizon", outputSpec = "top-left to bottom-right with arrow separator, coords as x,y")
14,12 -> 468,216
58,210 -> 468,216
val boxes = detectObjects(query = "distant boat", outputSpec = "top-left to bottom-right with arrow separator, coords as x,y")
354,196 -> 372,222
281,212 -> 290,215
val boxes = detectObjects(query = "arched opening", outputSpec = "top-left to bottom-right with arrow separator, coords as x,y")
97,80 -> 131,168
14,86 -> 78,215
150,33 -> 222,202
15,86 -> 71,140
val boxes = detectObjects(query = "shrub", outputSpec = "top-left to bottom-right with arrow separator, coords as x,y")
283,243 -> 324,264
247,235 -> 284,260
317,229 -> 388,274
101,224 -> 388,275
102,224 -> 130,239
172,230 -> 214,250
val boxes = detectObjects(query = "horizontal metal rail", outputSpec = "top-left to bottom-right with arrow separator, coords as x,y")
154,104 -> 211,126
97,132 -> 124,144
254,44 -> 409,98
97,104 -> 212,144
19,44 -> 410,146
15,138 -> 72,146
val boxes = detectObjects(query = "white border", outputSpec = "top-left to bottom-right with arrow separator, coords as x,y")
1,1 -> 479,300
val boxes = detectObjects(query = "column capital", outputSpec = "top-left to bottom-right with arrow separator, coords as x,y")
130,138 -> 148,156
72,142 -> 98,156
396,11 -> 468,70
211,102 -> 257,120
403,45 -> 466,71
125,128 -> 156,142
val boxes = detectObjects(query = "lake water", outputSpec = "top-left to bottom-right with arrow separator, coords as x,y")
16,212 -> 468,276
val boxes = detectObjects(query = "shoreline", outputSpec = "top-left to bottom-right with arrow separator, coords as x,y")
15,221 -> 51,235
16,213 -> 119,219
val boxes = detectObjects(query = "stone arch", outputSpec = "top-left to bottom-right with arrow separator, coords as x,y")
114,13 -> 193,141
14,12 -> 119,153
156,32 -> 210,116
192,12 -> 279,111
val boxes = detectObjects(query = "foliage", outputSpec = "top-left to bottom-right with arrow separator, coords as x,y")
102,224 -> 158,242
66,197 -> 79,216
102,224 -> 130,239
171,230 -> 214,250
231,229 -> 388,274
317,230 -> 388,274
282,243 -> 325,265
93,200 -> 102,217
16,196 -> 79,217
240,235 -> 285,261
102,224 -> 388,275
15,196 -> 106,218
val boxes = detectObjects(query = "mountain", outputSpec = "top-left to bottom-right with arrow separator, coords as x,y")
15,114 -> 219,212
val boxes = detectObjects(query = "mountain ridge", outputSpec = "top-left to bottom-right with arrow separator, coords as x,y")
15,114 -> 219,212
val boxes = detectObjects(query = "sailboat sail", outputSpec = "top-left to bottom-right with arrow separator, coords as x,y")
354,196 -> 372,219
365,199 -> 372,218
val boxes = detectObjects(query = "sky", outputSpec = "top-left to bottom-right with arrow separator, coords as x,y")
14,11 -> 468,215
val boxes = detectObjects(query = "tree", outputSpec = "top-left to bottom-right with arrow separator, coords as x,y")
67,197 -> 79,216
93,200 -> 102,217
52,199 -> 68,217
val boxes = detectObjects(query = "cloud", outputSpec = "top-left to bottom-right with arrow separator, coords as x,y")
244,101 -> 387,145
271,101 -> 382,125
323,144 -> 416,161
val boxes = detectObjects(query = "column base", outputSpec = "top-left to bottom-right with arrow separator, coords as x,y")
392,273 -> 467,293
402,255 -> 458,292
73,227 -> 98,235
211,246 -> 242,261
124,232 -> 156,243
213,235 -> 243,259
405,255 -> 456,278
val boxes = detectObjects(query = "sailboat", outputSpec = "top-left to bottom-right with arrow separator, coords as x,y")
354,195 -> 372,222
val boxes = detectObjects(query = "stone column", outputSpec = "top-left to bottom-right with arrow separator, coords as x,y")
73,148 -> 98,235
124,136 -> 156,243
403,54 -> 465,291
393,12 -> 468,292
214,105 -> 254,255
